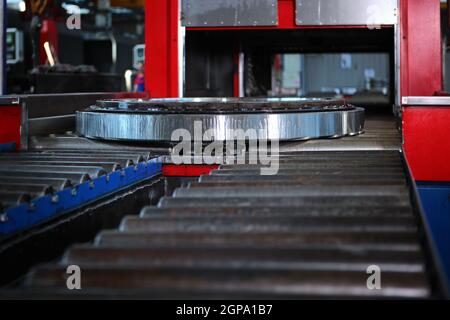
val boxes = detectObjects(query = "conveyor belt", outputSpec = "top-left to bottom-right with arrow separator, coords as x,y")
19,150 -> 445,299
0,149 -> 163,237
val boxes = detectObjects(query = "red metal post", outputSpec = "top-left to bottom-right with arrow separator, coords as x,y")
145,0 -> 179,98
233,45 -> 240,97
400,0 -> 450,182
185,0 -> 370,31
400,0 -> 442,97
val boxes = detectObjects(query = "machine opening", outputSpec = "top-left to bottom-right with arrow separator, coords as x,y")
257,53 -> 390,106
185,28 -> 395,111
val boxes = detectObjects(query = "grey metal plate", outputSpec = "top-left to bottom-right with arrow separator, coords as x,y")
296,0 -> 398,26
182,0 -> 278,27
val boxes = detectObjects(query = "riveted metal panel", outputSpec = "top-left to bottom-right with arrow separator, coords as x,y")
182,0 -> 278,27
296,0 -> 398,26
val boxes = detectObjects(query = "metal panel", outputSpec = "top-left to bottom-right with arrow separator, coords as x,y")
296,0 -> 398,26
1,92 -> 146,119
146,0 -> 180,97
402,96 -> 450,106
182,0 -> 278,27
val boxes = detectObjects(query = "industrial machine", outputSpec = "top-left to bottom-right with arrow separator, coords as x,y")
0,0 -> 449,299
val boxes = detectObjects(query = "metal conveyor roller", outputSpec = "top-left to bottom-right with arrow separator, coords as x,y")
15,150 -> 446,299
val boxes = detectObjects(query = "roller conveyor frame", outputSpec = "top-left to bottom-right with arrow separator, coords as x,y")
1,150 -> 445,300
0,150 -> 163,236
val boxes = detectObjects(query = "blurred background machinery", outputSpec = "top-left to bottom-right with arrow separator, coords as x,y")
4,0 -> 145,94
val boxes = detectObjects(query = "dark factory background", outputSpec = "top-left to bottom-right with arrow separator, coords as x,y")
5,0 -> 144,94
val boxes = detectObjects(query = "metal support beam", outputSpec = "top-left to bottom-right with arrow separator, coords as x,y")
400,0 -> 450,182
145,0 -> 180,98
400,0 -> 442,96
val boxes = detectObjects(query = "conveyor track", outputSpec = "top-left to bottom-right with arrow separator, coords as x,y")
0,149 -> 162,236
20,150 -> 445,299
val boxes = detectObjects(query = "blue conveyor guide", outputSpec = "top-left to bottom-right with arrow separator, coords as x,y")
0,149 -> 163,236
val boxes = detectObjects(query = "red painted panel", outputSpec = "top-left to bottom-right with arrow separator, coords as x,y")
163,165 -> 220,177
0,106 -> 22,150
145,0 -> 179,98
278,0 -> 296,29
400,0 -> 442,96
403,107 -> 450,182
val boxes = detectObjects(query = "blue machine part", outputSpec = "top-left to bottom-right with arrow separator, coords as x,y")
0,157 -> 163,236
0,142 -> 16,152
417,182 -> 450,288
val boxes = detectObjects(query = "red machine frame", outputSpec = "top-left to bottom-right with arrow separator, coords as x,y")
145,0 -> 449,182
399,0 -> 449,182
0,1 -> 446,181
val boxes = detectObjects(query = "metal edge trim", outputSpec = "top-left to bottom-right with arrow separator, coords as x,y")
401,149 -> 450,299
402,96 -> 450,106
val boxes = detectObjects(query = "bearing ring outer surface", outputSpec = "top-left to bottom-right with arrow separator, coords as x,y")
76,98 -> 365,142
